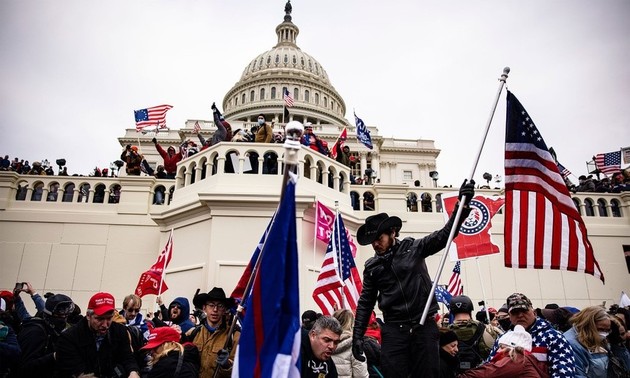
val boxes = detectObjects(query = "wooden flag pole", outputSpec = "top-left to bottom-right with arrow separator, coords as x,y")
420,67 -> 510,325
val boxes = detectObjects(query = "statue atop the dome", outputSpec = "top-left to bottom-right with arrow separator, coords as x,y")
284,0 -> 292,22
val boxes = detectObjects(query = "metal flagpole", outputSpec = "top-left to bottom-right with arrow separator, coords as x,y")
420,67 -> 510,325
212,121 -> 304,378
334,200 -> 345,309
475,258 -> 491,324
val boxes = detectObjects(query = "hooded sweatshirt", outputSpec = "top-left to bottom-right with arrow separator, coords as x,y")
169,297 -> 194,334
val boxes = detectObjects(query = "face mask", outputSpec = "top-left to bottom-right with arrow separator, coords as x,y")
258,119 -> 265,125
498,318 -> 512,331
599,331 -> 610,339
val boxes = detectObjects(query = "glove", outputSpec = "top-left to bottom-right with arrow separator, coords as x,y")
211,102 -> 217,111
458,179 -> 475,207
151,137 -> 157,144
216,348 -> 230,368
352,337 -> 366,362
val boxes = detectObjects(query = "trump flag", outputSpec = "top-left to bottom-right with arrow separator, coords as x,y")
315,201 -> 358,257
135,230 -> 173,297
232,173 -> 301,378
442,193 -> 505,261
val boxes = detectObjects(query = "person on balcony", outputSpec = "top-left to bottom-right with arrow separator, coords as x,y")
152,138 -> 181,179
121,145 -> 143,176
302,123 -> 327,155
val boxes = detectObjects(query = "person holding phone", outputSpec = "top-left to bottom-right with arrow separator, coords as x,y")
13,281 -> 45,322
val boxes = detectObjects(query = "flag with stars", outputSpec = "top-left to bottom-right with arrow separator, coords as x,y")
355,112 -> 373,150
283,88 -> 294,107
504,91 -> 604,282
134,104 -> 173,131
556,162 -> 571,179
594,150 -> 621,175
312,213 -> 363,315
446,262 -> 463,296
434,285 -> 452,307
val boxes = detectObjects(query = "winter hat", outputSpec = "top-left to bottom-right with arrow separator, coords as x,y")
498,324 -> 532,351
44,294 -> 75,316
141,326 -> 181,350
439,329 -> 458,346
302,310 -> 317,323
88,292 -> 116,316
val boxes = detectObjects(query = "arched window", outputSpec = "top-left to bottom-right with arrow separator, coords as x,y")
315,93 -> 319,105
435,194 -> 443,213
292,55 -> 297,64
407,193 -> 418,212
301,57 -> 305,66
109,184 -> 121,204
235,96 -> 238,106
572,198 -> 581,215
597,199 -> 608,217
153,185 -> 166,205
284,54 -> 288,64
78,183 -> 90,203
611,199 -> 622,217
241,93 -> 246,104
260,88 -> 265,100
15,184 -> 27,201
363,192 -> 375,211
421,192 -> 433,212
62,183 -> 75,202
275,54 -> 280,64
305,90 -> 310,102
47,182 -> 59,202
294,88 -> 299,101
259,57 -> 263,68
324,96 -> 328,108
267,56 -> 271,65
271,87 -> 277,99
308,60 -> 312,70
250,90 -> 255,102
31,183 -> 44,201
584,198 -> 595,217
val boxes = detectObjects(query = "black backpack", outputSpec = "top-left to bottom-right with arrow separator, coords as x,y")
455,323 -> 486,370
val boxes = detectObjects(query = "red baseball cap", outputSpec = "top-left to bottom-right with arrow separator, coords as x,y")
141,327 -> 181,350
88,292 -> 116,316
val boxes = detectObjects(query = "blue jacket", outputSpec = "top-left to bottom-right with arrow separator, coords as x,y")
169,297 -> 195,334
564,327 -> 608,378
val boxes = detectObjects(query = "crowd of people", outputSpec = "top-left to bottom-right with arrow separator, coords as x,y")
572,171 -> 630,193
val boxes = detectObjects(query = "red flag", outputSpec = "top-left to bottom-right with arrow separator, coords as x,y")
312,214 -> 362,315
135,230 -> 174,297
447,262 -> 463,296
442,193 -> 505,260
505,91 -> 604,282
315,201 -> 358,257
329,127 -> 348,160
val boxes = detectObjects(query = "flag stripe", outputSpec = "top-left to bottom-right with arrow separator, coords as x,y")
283,88 -> 294,107
312,213 -> 362,315
504,91 -> 604,282
134,104 -> 173,130
594,151 -> 621,175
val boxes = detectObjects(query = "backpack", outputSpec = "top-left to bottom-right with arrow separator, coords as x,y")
452,322 -> 486,370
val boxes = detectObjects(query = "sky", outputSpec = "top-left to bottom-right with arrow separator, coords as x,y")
1,0 -> 629,187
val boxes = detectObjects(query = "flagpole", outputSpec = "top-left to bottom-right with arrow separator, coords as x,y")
474,258 -> 491,325
156,229 -> 171,298
213,122 -> 303,377
420,67 -> 510,325
334,200 -> 345,309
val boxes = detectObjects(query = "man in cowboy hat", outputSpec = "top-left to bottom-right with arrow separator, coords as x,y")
352,180 -> 475,378
186,287 -> 239,378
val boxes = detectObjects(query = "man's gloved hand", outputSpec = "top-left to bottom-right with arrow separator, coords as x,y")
352,337 -> 366,362
458,179 -> 475,207
211,102 -> 217,111
216,348 -> 230,368
151,137 -> 157,144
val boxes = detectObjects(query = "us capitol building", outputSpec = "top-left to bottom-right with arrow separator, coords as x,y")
1,2 -> 628,315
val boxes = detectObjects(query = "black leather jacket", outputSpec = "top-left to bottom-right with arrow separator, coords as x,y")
354,207 -> 470,337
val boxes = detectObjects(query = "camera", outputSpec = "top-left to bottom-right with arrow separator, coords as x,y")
14,282 -> 26,292
477,300 -> 485,306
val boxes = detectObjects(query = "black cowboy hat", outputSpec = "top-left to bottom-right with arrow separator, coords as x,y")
193,287 -> 235,309
357,213 -> 402,246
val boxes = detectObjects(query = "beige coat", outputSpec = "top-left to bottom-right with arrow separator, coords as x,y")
188,324 -> 240,378
331,331 -> 369,378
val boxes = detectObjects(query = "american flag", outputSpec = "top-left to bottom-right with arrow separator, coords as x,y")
193,120 -> 201,133
447,261 -> 463,296
134,104 -> 173,131
312,213 -> 363,315
283,88 -> 294,107
504,91 -> 604,282
594,151 -> 621,175
556,162 -> 571,179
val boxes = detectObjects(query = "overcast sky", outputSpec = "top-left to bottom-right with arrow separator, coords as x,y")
1,0 -> 628,187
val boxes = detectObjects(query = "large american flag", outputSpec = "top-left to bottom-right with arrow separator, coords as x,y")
283,88 -> 294,107
134,104 -> 173,131
504,91 -> 604,282
447,261 -> 463,296
312,213 -> 362,315
594,151 -> 621,175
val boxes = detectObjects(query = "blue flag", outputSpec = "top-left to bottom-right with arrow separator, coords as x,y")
233,174 -> 301,378
434,285 -> 452,308
355,112 -> 373,150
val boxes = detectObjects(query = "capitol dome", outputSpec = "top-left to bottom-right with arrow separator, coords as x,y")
222,1 -> 349,127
